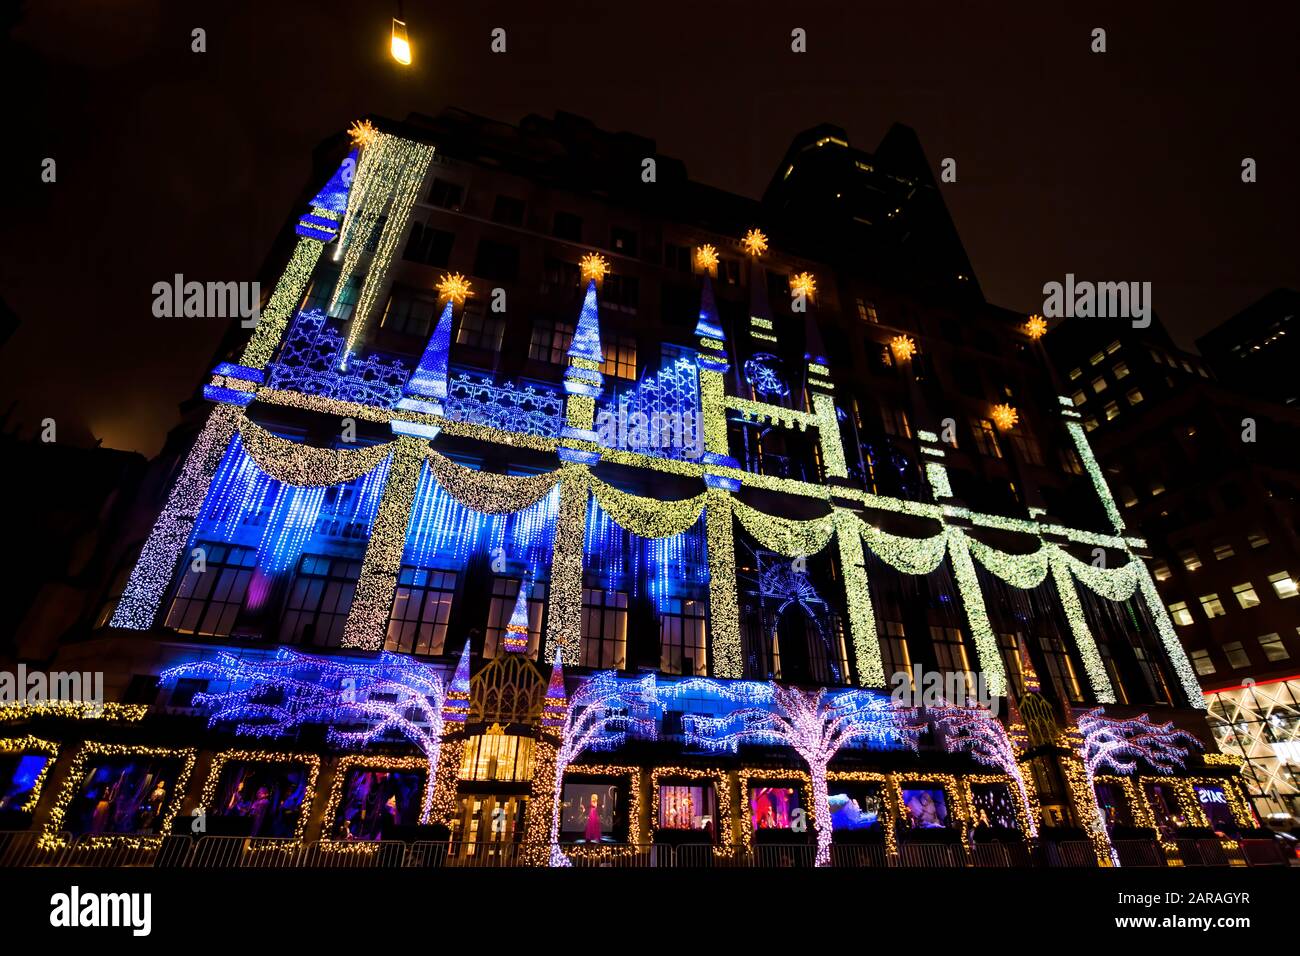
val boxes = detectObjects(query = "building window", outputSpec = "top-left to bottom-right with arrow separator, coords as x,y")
1212,541 -> 1235,561
1089,351 -> 1105,365
610,226 -> 638,257
472,239 -> 520,282
542,257 -> 581,297
1189,649 -> 1216,676
929,626 -> 976,698
1232,582 -> 1260,609
484,577 -> 543,659
552,211 -> 583,242
880,622 -> 911,688
1113,361 -> 1130,379
660,598 -> 707,676
1105,340 -> 1121,355
882,407 -> 911,438
1248,531 -> 1270,549
998,632 -> 1025,696
299,268 -> 340,313
1010,433 -> 1044,466
581,589 -> 628,669
328,276 -> 361,321
281,555 -> 363,648
663,243 -> 691,273
1167,601 -> 1193,626
1149,480 -> 1165,497
1103,401 -> 1120,421
717,258 -> 740,286
386,568 -> 456,656
427,178 -> 463,210
1151,560 -> 1171,582
603,273 -> 640,310
969,418 -> 1002,458
1084,418 -> 1099,433
1091,377 -> 1107,394
1268,571 -> 1298,600
1119,485 -> 1138,507
164,543 -> 257,637
528,319 -> 574,364
1038,633 -> 1084,702
380,288 -> 439,338
601,334 -> 637,381
94,551 -> 140,629
1068,368 -> 1082,381
1222,641 -> 1251,669
1199,593 -> 1227,618
1126,388 -> 1144,406
1257,633 -> 1290,663
460,731 -> 535,783
1178,547 -> 1201,571
455,300 -> 506,352
491,195 -> 526,227
1071,391 -> 1086,406
403,222 -> 455,267
856,298 -> 879,323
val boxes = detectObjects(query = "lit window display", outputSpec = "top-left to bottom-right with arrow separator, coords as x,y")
331,768 -> 425,841
749,785 -> 802,830
1193,784 -> 1240,836
828,783 -> 884,832
208,759 -> 312,837
658,784 -> 718,837
63,756 -> 185,836
559,781 -> 628,843
900,787 -> 949,829
0,754 -> 51,815
968,782 -> 1019,830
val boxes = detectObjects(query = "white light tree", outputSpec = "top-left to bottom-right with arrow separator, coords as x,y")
161,647 -> 446,823
930,704 -> 1037,836
547,670 -> 658,867
1075,707 -> 1199,858
664,680 -> 921,866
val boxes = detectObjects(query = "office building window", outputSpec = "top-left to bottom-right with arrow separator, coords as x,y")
1091,377 -> 1107,394
1257,633 -> 1290,663
660,598 -> 707,676
380,288 -> 439,338
880,622 -> 911,688
455,300 -> 506,352
929,626 -> 976,698
428,178 -> 463,210
581,589 -> 628,669
1068,368 -> 1082,381
528,319 -> 574,364
998,632 -> 1025,696
386,568 -> 456,657
1038,633 -> 1084,702
1151,560 -> 1171,582
1167,601 -> 1193,626
663,243 -> 692,272
1189,649 -> 1216,677
491,195 -> 525,226
601,334 -> 637,380
403,222 -> 455,267
1248,531 -> 1270,549
1178,548 -> 1201,571
610,226 -> 638,257
484,577 -> 543,659
1212,541 -> 1235,561
1126,388 -> 1144,406
856,298 -> 879,323
1222,641 -> 1251,669
969,418 -> 1002,458
1268,571 -> 1298,599
1104,400 -> 1120,421
1198,593 -> 1226,618
1232,582 -> 1260,609
1113,361 -> 1130,379
165,543 -> 257,637
281,555 -> 363,648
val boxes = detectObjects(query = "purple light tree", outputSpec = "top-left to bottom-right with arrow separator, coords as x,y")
548,670 -> 658,867
931,704 -> 1037,836
1075,707 -> 1199,857
161,647 -> 447,823
666,680 -> 920,866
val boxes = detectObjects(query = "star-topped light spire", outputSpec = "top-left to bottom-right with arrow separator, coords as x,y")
442,640 -> 472,723
542,646 -> 568,729
567,278 -> 603,366
694,274 -> 725,341
295,149 -> 358,242
502,580 -> 531,654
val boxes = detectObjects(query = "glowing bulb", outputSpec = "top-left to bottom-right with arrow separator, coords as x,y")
790,272 -> 816,300
741,229 -> 768,257
991,403 -> 1020,430
437,273 -> 472,304
391,18 -> 412,65
1025,315 -> 1047,340
694,244 -> 719,273
348,119 -> 379,149
580,253 -> 609,282
890,335 -> 916,362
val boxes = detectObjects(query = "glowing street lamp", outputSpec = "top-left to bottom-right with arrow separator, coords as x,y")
391,18 -> 412,65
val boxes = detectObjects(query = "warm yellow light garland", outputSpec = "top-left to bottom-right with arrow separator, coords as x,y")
0,736 -> 58,813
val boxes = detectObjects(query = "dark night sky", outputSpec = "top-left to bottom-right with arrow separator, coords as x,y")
2,1 -> 1297,456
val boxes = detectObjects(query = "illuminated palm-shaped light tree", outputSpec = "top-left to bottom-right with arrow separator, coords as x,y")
1075,707 -> 1199,858
663,680 -> 920,866
548,670 -> 659,867
161,647 -> 447,823
931,704 -> 1037,836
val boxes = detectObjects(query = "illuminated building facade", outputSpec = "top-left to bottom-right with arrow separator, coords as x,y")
1,111 -> 1267,867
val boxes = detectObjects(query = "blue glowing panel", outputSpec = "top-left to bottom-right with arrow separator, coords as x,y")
309,149 -> 358,215
567,279 -> 603,364
583,496 -> 707,612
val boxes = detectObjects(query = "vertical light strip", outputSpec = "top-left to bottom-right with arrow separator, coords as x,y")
1048,550 -> 1117,703
812,393 -> 848,479
833,508 -> 883,686
1133,560 -> 1206,709
340,436 -> 425,649
947,531 -> 1008,699
110,405 -> 243,629
705,487 -> 741,678
544,468 -> 590,664
1065,416 -> 1125,533
698,369 -> 729,457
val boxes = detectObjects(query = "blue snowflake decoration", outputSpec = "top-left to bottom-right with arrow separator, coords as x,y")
743,353 -> 789,399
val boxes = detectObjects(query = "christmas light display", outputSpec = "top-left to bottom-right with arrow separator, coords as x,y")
41,743 -> 197,851
322,754 -> 430,849
502,579 -> 532,653
0,736 -> 58,813
267,309 -> 411,408
0,701 -> 146,722
649,766 -> 734,854
160,647 -> 446,823
789,272 -> 816,300
1025,314 -> 1048,339
197,750 -> 322,848
239,239 -> 325,369
737,767 -> 814,855
1064,417 -> 1125,532
930,705 -> 1037,835
946,532 -> 1008,699
547,672 -> 659,866
348,119 -> 379,148
892,772 -> 968,846
741,228 -> 768,257
733,500 -> 835,556
665,680 -> 920,865
443,641 -> 471,724
991,403 -> 1019,431
110,405 -> 242,630
890,335 -> 916,362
